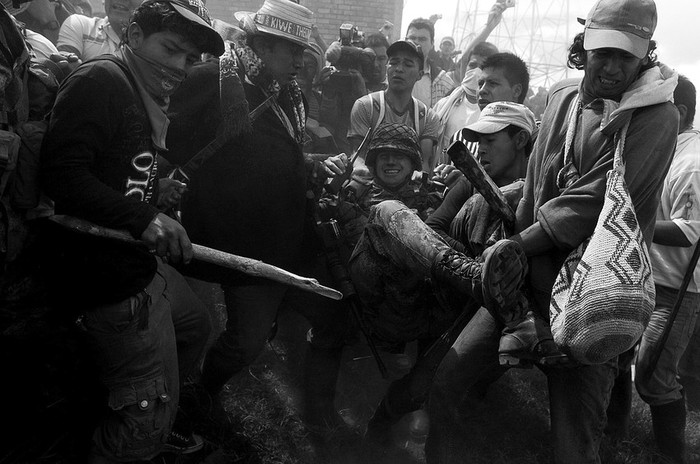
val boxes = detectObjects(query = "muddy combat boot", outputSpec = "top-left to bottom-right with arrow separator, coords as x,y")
498,309 -> 568,367
431,239 -> 528,318
650,398 -> 687,463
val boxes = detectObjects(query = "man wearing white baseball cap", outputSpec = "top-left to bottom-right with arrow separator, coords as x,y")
426,0 -> 680,462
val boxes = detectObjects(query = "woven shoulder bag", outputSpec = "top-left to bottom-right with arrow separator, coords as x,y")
549,96 -> 655,364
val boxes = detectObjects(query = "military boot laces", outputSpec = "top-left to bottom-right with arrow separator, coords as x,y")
431,248 -> 484,303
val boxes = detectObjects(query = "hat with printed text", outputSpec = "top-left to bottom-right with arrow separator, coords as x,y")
235,0 -> 316,52
462,101 -> 536,142
158,0 -> 224,56
577,0 -> 657,59
386,40 -> 424,70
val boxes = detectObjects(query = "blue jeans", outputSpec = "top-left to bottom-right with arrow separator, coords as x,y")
635,284 -> 700,406
426,287 -> 627,464
84,260 -> 211,462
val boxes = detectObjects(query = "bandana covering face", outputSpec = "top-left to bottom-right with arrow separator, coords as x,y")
231,39 -> 306,145
119,45 -> 180,150
130,47 -> 188,100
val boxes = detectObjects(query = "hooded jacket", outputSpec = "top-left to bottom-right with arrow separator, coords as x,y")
516,63 -> 679,295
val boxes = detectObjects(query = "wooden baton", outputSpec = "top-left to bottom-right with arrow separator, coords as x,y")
48,215 -> 343,301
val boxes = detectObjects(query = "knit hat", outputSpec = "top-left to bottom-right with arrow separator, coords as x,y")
235,0 -> 317,52
159,0 -> 224,56
462,101 -> 536,142
366,123 -> 422,171
578,0 -> 657,59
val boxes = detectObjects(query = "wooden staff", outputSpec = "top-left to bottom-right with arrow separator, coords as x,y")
48,215 -> 343,301
446,140 -> 515,226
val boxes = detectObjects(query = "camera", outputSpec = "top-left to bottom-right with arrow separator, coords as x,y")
339,23 -> 365,47
331,23 -> 375,82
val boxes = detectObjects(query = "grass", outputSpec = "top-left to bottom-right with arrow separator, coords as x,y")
2,278 -> 699,464
203,279 -> 700,464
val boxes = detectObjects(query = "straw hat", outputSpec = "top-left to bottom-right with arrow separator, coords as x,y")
235,0 -> 316,51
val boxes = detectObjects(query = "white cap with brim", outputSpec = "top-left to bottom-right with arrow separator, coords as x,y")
582,28 -> 648,60
578,0 -> 657,60
462,101 -> 536,142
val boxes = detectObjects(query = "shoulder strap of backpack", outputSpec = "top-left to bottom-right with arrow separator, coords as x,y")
412,97 -> 427,134
371,91 -> 385,131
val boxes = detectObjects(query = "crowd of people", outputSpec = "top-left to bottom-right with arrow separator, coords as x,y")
1,0 -> 699,462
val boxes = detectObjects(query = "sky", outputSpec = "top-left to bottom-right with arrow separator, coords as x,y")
401,0 -> 700,127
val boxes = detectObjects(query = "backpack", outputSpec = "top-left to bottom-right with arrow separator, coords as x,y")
368,90 -> 427,134
1,12 -> 60,267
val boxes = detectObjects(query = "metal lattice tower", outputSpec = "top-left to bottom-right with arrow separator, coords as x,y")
452,0 -> 576,90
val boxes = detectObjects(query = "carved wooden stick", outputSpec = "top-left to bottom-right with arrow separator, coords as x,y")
446,140 -> 515,226
48,215 -> 343,301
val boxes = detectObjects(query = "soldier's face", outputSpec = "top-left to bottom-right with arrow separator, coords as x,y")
371,151 -> 414,188
582,48 -> 646,100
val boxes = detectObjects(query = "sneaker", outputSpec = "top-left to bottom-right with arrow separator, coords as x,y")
162,430 -> 204,454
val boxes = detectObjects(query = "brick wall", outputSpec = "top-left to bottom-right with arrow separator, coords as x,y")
205,0 -> 404,48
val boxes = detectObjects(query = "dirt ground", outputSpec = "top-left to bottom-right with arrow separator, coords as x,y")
2,277 -> 699,464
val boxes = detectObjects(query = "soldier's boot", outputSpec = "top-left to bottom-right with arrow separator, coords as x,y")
431,239 -> 528,319
498,308 -> 568,367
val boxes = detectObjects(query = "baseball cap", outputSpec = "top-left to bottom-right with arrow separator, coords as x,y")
366,123 -> 422,171
578,0 -> 657,59
387,40 -> 425,70
462,101 -> 536,142
160,0 -> 224,56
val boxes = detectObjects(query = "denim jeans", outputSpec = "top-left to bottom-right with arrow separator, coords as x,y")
426,287 -> 627,464
84,260 -> 211,462
635,284 -> 700,406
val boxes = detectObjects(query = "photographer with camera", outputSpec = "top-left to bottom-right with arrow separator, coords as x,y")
318,23 -> 377,154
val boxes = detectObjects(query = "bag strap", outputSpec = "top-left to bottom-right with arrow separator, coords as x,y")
375,91 -> 386,130
612,119 -> 630,170
561,95 -> 581,166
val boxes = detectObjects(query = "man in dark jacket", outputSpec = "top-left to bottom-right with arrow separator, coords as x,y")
39,1 -> 223,461
180,0 -> 354,438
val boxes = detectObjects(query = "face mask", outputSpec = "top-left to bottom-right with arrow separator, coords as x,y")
462,67 -> 482,104
131,48 -> 187,99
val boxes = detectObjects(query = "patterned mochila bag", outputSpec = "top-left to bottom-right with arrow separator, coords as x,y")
549,96 -> 655,365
